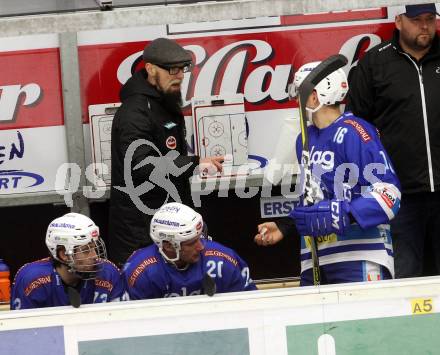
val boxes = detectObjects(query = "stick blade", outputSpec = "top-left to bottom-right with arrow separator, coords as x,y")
202,273 -> 216,297
67,286 -> 81,308
298,54 -> 348,99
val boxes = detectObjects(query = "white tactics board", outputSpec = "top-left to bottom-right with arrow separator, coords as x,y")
192,94 -> 249,177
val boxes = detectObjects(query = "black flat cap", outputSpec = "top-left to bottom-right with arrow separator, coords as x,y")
143,38 -> 192,67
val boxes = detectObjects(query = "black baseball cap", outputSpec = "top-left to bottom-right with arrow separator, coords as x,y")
143,38 -> 192,67
403,3 -> 439,18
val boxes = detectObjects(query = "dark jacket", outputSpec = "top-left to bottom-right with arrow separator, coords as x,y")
109,69 -> 198,264
347,30 -> 440,194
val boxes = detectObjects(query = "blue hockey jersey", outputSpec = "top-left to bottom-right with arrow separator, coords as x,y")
123,239 -> 256,299
11,258 -> 125,310
295,112 -> 401,276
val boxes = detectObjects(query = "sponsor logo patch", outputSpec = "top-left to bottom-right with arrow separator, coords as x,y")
310,146 -> 334,170
153,218 -> 180,227
370,184 -> 398,209
343,119 -> 371,142
204,250 -> 238,266
128,257 -> 158,287
95,279 -> 113,292
166,136 -> 177,149
164,121 -> 177,129
379,187 -> 397,208
25,275 -> 51,296
50,222 -> 75,229
161,205 -> 180,213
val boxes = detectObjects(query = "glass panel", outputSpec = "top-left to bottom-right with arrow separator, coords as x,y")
0,0 -> 226,17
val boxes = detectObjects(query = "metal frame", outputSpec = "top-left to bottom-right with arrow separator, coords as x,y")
0,0 -> 429,38
60,32 -> 91,215
0,0 -> 428,211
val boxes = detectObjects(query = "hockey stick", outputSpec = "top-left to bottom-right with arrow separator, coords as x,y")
67,285 -> 81,308
202,273 -> 216,297
297,54 -> 348,286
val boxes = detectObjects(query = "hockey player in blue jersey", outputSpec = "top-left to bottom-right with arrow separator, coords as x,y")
11,213 -> 125,309
254,61 -> 401,285
123,202 -> 256,299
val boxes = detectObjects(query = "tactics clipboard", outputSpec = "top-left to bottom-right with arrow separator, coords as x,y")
192,94 -> 249,178
88,102 -> 120,188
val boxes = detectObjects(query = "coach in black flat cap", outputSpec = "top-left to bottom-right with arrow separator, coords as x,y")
109,38 -> 224,267
142,37 -> 192,67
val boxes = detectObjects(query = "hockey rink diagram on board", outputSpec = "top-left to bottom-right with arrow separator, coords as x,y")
192,95 -> 249,178
197,113 -> 247,162
89,103 -> 120,187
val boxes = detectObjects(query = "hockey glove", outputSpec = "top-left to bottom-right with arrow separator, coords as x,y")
291,199 -> 350,237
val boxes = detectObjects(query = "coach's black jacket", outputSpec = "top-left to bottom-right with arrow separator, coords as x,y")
347,30 -> 440,194
109,68 -> 198,265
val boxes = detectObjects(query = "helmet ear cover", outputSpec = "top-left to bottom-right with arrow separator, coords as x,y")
150,203 -> 204,263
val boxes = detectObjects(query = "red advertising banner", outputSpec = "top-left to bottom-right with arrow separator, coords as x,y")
0,48 -> 63,130
78,21 -> 395,122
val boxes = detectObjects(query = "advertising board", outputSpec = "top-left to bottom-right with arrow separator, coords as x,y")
1,277 -> 440,355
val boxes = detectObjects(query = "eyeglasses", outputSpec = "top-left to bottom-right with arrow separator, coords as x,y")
156,64 -> 192,75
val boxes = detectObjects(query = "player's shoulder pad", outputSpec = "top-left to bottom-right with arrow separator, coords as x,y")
13,258 -> 52,283
124,248 -> 161,288
340,113 -> 377,143
126,245 -> 154,263
14,259 -> 53,296
203,241 -> 240,268
100,259 -> 122,273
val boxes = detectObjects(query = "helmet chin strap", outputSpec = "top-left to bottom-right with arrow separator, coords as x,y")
66,263 -> 95,280
305,102 -> 323,122
159,243 -> 190,271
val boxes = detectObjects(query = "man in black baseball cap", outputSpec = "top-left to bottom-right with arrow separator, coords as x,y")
109,38 -> 223,267
347,3 -> 440,280
397,3 -> 438,57
402,3 -> 439,18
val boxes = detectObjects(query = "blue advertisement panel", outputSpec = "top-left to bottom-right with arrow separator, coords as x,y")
0,326 -> 65,355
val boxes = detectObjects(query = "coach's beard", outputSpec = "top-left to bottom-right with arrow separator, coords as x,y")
162,90 -> 183,115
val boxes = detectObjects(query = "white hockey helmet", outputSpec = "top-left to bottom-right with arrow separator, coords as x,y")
46,212 -> 107,279
289,61 -> 348,111
150,202 -> 204,263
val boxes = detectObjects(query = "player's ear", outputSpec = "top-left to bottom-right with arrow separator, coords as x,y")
162,241 -> 175,253
311,90 -> 319,104
56,246 -> 68,262
161,241 -> 178,259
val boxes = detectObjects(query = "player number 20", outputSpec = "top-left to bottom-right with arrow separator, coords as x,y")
207,260 -> 224,278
